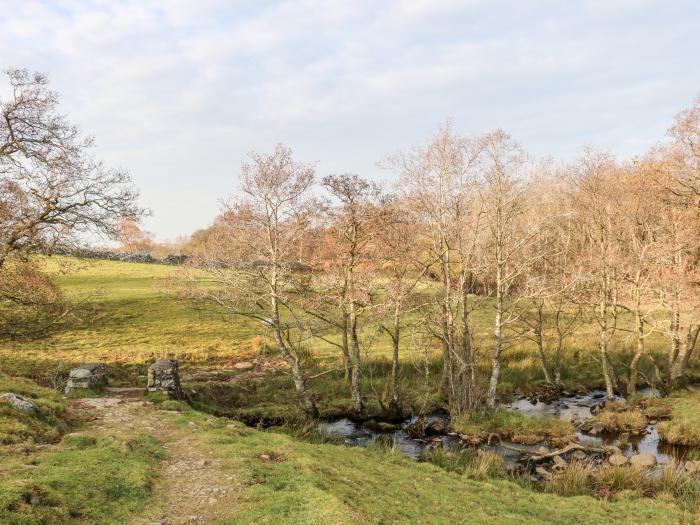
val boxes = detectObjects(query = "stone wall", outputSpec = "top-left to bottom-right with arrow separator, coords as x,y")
147,360 -> 183,398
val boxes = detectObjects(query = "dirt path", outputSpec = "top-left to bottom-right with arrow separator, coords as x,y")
74,391 -> 242,525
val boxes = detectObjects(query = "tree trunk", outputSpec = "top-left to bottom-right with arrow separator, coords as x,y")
534,307 -> 553,384
670,325 -> 700,387
390,303 -> 401,407
486,265 -> 503,408
627,310 -> 644,397
341,312 -> 351,384
349,307 -> 363,413
290,355 -> 319,419
668,295 -> 681,385
270,265 -> 318,419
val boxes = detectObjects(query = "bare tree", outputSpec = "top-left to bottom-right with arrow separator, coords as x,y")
386,123 -> 486,413
0,68 -> 142,339
567,150 -> 625,399
0,69 -> 142,265
117,217 -> 154,254
179,145 -> 319,418
315,174 -> 382,414
512,169 -> 582,387
376,198 -> 429,410
480,131 -> 540,408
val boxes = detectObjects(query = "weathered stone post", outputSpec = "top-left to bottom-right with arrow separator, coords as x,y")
65,363 -> 107,394
147,360 -> 183,399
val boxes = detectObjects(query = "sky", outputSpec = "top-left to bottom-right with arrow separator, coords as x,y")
1,0 -> 699,240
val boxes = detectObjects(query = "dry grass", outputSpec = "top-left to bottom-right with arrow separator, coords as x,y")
657,392 -> 700,447
596,409 -> 648,434
546,461 -> 593,497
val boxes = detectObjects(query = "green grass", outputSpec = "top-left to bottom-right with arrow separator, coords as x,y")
1,257 -> 684,423
0,430 -> 162,524
451,407 -> 576,447
1,257 -> 696,523
171,411 -> 687,524
0,373 -> 74,446
658,390 -> 700,446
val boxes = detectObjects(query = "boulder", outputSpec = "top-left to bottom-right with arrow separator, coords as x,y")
552,455 -> 567,469
571,450 -> 587,461
424,419 -> 448,436
233,362 -> 254,370
630,452 -> 657,468
608,454 -> 628,466
365,419 -> 399,433
685,460 -> 700,475
65,363 -> 107,394
535,466 -> 552,480
147,360 -> 183,398
0,393 -> 39,415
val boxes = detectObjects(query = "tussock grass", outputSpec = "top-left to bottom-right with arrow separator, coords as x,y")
452,407 -> 576,446
419,445 -> 506,478
658,391 -> 700,446
546,459 -> 700,512
596,409 -> 647,434
546,461 -> 593,496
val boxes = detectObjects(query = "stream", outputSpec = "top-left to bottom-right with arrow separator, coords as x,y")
318,387 -> 697,464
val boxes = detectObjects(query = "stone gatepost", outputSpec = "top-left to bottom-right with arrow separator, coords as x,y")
65,363 -> 107,394
147,360 -> 183,398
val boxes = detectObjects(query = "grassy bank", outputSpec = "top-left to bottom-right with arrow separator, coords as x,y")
174,411 -> 687,524
0,373 -> 74,446
0,429 -> 162,524
658,390 -> 700,446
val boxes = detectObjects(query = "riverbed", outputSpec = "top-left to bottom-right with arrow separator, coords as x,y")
318,387 -> 695,464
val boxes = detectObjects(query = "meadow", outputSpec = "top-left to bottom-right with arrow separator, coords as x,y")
3,257 -> 700,523
0,256 -> 679,419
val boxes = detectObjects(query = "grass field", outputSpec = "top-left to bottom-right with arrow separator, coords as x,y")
0,256 -> 685,421
2,258 -> 700,525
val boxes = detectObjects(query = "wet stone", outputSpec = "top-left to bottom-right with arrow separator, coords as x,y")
608,454 -> 628,466
65,363 -> 107,394
147,360 -> 183,398
630,452 -> 657,468
552,456 -> 567,469
685,460 -> 700,475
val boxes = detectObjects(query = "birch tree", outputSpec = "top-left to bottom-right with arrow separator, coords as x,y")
180,145 -> 319,418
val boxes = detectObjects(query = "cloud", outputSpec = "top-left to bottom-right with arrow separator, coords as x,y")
1,0 -> 699,239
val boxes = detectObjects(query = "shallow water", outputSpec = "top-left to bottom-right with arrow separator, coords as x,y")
506,387 -> 692,464
319,387 -> 696,464
318,414 -> 457,459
